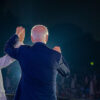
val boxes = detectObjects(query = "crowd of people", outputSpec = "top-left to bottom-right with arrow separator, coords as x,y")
4,71 -> 100,100
56,74 -> 100,100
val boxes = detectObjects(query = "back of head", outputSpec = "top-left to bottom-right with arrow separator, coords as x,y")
31,25 -> 49,44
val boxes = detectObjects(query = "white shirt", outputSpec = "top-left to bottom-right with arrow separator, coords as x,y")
0,41 -> 23,99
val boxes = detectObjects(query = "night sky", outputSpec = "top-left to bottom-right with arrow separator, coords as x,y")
0,0 -> 100,75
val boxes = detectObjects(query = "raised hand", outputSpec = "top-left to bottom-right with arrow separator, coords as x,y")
53,46 -> 61,53
16,26 -> 25,42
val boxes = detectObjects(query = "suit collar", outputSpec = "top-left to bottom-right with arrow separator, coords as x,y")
33,42 -> 47,47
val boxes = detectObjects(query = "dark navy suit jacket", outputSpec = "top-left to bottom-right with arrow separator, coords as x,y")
5,34 -> 70,100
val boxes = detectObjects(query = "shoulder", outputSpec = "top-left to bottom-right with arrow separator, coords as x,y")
18,44 -> 31,51
20,44 -> 31,48
47,47 -> 62,58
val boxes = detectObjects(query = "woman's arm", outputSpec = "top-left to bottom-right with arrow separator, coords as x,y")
0,55 -> 15,69
0,40 -> 23,69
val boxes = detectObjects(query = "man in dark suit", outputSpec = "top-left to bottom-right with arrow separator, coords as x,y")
5,25 -> 70,100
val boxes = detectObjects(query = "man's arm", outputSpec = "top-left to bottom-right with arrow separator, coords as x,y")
53,46 -> 70,77
5,34 -> 20,59
5,26 -> 25,59
0,41 -> 23,69
57,55 -> 70,77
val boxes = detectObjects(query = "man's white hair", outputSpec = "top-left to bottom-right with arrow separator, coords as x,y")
31,25 -> 49,41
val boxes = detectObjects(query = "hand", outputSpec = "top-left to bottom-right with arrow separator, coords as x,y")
16,26 -> 25,42
53,46 -> 61,53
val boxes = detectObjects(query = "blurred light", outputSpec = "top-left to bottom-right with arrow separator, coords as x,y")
90,61 -> 94,66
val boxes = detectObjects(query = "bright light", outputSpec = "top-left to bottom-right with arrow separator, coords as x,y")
90,62 -> 94,66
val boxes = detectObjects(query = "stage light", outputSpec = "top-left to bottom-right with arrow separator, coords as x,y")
90,61 -> 94,66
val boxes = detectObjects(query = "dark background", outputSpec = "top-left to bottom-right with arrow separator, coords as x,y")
0,0 -> 100,81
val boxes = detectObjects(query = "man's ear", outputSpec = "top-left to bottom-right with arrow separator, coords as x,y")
31,36 -> 34,42
45,35 -> 48,42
